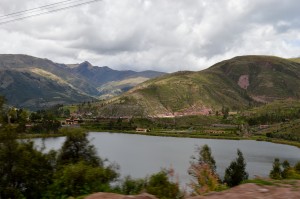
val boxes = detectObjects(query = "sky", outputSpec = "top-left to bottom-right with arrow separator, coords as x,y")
0,0 -> 300,72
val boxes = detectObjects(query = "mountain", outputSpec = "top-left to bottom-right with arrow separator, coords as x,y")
98,55 -> 300,117
69,61 -> 165,98
0,54 -> 165,110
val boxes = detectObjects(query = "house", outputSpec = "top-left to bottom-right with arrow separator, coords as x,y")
136,128 -> 149,133
259,125 -> 269,129
25,124 -> 33,129
65,118 -> 80,125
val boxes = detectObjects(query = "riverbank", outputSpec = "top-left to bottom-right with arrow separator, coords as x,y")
18,128 -> 300,148
82,125 -> 300,148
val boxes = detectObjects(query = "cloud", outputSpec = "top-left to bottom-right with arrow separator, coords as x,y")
0,0 -> 300,72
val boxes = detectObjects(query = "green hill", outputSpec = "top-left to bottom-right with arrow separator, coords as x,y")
289,57 -> 300,63
98,55 -> 300,117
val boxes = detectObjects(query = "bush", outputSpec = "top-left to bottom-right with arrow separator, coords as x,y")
188,145 -> 220,195
46,161 -> 117,198
118,176 -> 146,195
269,158 -> 282,179
223,149 -> 248,187
146,170 -> 182,199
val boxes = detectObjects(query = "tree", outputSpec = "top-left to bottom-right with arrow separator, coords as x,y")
269,158 -> 282,179
222,106 -> 229,119
188,145 -> 220,195
0,125 -> 55,199
146,170 -> 182,199
118,176 -> 147,195
48,128 -> 119,198
223,149 -> 248,187
57,128 -> 102,167
282,160 -> 291,178
196,144 -> 216,173
47,161 -> 118,198
295,161 -> 300,173
188,163 -> 220,195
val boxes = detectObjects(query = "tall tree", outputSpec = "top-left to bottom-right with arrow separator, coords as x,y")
57,128 -> 102,167
196,144 -> 216,173
223,149 -> 248,187
188,145 -> 220,195
269,158 -> 282,179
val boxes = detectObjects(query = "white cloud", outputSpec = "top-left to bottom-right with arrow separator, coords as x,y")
0,0 -> 300,72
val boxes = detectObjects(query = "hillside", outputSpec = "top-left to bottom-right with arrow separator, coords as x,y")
289,57 -> 300,63
0,69 -> 91,109
0,54 -> 164,109
98,55 -> 300,117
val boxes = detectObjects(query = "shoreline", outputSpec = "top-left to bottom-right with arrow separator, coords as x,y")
19,129 -> 300,148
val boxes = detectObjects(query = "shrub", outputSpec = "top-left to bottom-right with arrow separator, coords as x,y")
223,149 -> 248,187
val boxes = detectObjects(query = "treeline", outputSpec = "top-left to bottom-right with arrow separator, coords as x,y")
269,158 -> 300,180
247,108 -> 300,125
267,132 -> 300,142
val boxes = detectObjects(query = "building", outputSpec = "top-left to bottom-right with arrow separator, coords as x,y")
136,128 -> 149,133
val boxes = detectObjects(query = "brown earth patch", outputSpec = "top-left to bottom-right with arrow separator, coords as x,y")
237,75 -> 249,89
85,193 -> 158,199
187,181 -> 300,199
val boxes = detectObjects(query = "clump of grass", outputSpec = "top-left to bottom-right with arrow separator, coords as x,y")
242,178 -> 275,186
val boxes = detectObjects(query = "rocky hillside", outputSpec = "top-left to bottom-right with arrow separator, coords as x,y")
0,54 -> 164,109
98,55 -> 300,117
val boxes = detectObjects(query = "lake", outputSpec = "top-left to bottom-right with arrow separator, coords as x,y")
34,132 -> 300,187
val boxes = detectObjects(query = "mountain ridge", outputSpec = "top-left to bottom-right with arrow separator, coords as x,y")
0,54 -> 165,110
97,55 -> 300,117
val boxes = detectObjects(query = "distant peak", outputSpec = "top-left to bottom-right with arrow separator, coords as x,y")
78,61 -> 93,68
100,66 -> 112,70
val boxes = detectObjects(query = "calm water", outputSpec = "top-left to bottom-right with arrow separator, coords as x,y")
34,132 -> 300,186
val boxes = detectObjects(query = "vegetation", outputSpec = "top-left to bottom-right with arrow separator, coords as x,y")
95,55 -> 300,117
2,53 -> 300,199
0,125 -> 55,199
269,159 -> 300,180
188,145 -> 225,195
145,170 -> 183,199
57,128 -> 103,167
223,149 -> 249,187
0,99 -> 119,199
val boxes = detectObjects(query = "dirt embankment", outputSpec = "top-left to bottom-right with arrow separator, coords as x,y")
86,181 -> 300,199
188,181 -> 300,199
85,193 -> 158,199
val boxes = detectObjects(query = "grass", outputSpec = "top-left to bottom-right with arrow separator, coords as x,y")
243,178 -> 275,186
